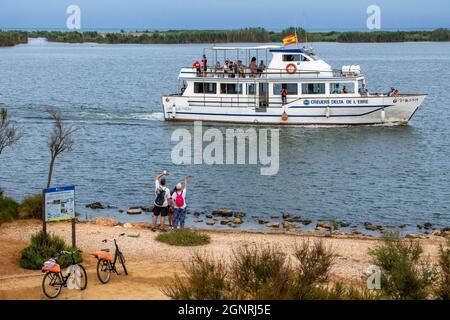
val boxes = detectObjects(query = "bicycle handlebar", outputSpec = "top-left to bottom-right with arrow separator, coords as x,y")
53,249 -> 82,260
102,233 -> 125,243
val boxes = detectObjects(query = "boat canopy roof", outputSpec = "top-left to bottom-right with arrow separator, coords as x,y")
212,45 -> 281,51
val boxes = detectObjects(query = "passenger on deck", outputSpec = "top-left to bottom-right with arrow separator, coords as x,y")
214,61 -> 222,76
201,54 -> 208,76
237,60 -> 245,78
193,60 -> 201,76
250,57 -> 258,76
258,60 -> 266,72
359,84 -> 369,96
229,61 -> 235,78
281,87 -> 288,105
388,87 -> 396,97
233,61 -> 239,77
224,60 -> 230,76
332,84 -> 341,94
343,86 -> 349,94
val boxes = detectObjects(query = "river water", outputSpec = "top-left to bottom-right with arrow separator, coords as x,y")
1,39 -> 449,234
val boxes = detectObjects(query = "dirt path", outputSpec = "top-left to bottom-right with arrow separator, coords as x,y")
0,220 -> 447,300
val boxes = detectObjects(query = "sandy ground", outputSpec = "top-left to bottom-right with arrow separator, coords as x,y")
0,219 -> 447,300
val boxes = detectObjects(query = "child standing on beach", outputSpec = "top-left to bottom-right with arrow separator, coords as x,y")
152,171 -> 171,232
172,176 -> 188,229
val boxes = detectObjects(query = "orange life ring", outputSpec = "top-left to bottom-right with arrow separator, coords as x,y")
286,63 -> 297,74
281,112 -> 289,121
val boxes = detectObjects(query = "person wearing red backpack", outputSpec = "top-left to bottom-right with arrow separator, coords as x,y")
172,176 -> 188,229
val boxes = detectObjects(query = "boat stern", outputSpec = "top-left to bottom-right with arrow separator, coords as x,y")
162,95 -> 187,120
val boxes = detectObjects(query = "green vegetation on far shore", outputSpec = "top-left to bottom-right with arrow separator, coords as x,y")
1,28 -> 450,47
0,31 -> 28,47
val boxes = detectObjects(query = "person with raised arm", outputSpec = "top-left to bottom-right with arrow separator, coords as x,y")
152,171 -> 171,232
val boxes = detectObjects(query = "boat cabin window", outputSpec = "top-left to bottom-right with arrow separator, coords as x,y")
273,83 -> 298,95
282,54 -> 309,62
301,83 -> 326,95
221,83 -> 243,94
330,82 -> 355,94
194,82 -> 217,94
247,84 -> 257,95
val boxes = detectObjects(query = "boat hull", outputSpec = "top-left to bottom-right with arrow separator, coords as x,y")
162,95 -> 426,125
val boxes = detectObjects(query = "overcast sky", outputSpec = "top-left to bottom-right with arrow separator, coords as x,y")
0,0 -> 449,31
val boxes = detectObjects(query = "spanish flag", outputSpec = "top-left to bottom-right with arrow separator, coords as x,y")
282,34 -> 298,46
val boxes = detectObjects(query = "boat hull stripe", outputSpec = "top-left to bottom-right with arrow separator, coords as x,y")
167,105 -> 394,118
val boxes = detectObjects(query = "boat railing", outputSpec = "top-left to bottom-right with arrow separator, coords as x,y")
180,67 -> 333,79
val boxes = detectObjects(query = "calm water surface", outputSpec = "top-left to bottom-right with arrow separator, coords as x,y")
1,40 -> 449,233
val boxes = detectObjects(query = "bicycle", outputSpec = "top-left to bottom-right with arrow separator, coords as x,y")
91,233 -> 128,284
41,250 -> 87,299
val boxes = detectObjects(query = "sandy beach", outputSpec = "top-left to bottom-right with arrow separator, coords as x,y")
0,219 -> 447,300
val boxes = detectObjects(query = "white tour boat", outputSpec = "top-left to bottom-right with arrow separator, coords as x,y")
162,45 -> 426,125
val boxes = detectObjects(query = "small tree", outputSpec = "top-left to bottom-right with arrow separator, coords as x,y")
0,108 -> 21,157
46,109 -> 80,188
369,234 -> 437,300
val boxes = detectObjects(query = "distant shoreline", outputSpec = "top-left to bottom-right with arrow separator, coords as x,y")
1,28 -> 450,47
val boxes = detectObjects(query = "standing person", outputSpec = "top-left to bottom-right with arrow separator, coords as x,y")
152,172 -> 171,232
258,60 -> 266,72
250,57 -> 257,76
201,54 -> 208,76
172,176 -> 188,229
167,192 -> 175,230
281,87 -> 288,105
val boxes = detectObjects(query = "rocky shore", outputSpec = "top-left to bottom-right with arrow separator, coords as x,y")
85,202 -> 450,239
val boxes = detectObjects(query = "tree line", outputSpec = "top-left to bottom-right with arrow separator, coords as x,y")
1,28 -> 449,46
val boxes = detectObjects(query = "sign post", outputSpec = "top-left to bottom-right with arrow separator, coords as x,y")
43,185 -> 76,248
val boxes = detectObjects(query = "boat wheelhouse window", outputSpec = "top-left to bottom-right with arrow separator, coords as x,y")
301,83 -> 326,94
282,54 -> 309,62
220,83 -> 243,94
273,83 -> 298,95
247,84 -> 257,95
330,82 -> 355,94
194,82 -> 217,94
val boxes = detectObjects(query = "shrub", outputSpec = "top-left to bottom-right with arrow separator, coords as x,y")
156,229 -> 210,246
293,240 -> 335,286
161,252 -> 230,300
20,231 -> 82,270
230,245 -> 291,299
162,242 -> 375,300
435,241 -> 450,300
19,194 -> 43,219
287,240 -> 336,299
0,194 -> 19,223
369,234 -> 437,300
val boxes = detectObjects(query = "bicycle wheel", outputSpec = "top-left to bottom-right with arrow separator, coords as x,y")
77,264 -> 88,290
119,253 -> 128,275
42,272 -> 62,299
96,259 -> 112,284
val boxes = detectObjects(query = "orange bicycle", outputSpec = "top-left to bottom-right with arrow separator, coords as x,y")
91,233 -> 128,284
41,250 -> 87,299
